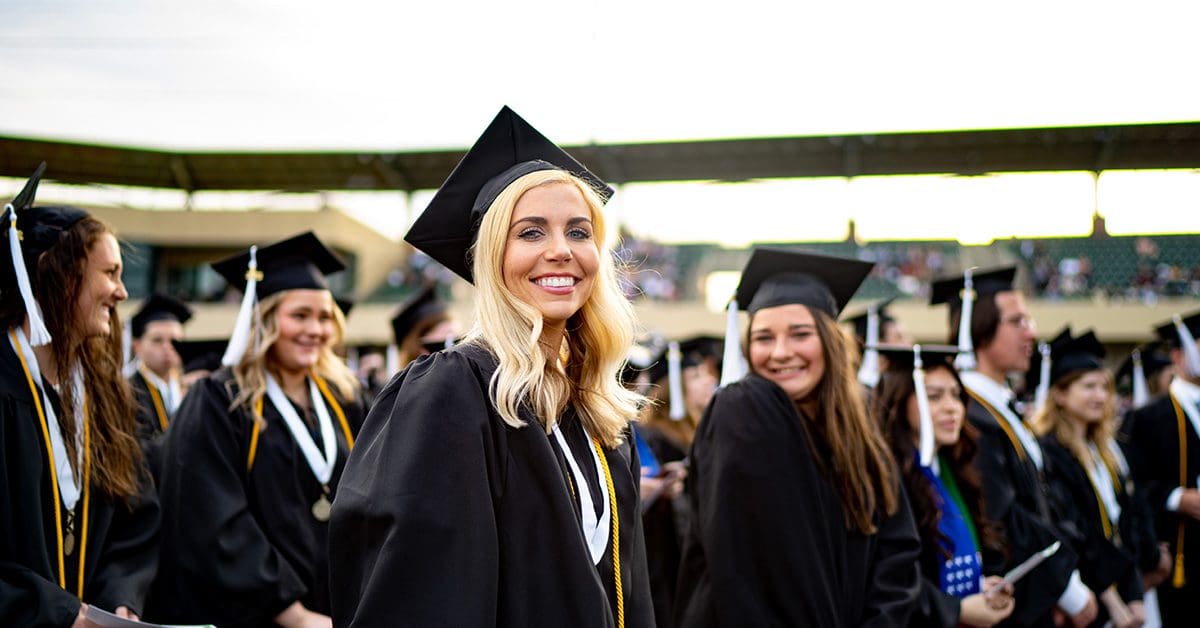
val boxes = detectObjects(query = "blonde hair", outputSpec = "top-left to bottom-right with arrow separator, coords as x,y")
232,290 -> 359,415
464,168 -> 643,448
1031,369 -> 1120,476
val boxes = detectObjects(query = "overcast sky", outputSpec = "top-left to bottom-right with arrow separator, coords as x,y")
2,0 -> 1199,243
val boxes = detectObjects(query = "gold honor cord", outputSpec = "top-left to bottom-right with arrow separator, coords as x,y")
1172,395 -> 1188,588
964,389 -> 1029,462
246,375 -> 354,472
1072,451 -> 1114,541
10,329 -> 91,595
139,370 -> 169,432
591,437 -> 623,628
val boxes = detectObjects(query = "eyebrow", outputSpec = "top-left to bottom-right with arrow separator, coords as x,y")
512,216 -> 593,228
750,323 -> 815,334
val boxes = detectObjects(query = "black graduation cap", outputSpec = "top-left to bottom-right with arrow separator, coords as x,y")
1029,327 -> 1105,388
210,231 -> 346,299
734,248 -> 874,317
171,339 -> 227,375
843,297 -> 897,344
646,335 -> 724,384
1154,308 -> 1200,347
390,282 -> 449,345
130,293 -> 194,338
404,106 -> 613,284
1023,327 -> 1071,394
928,266 -> 1018,306
4,162 -> 90,264
1115,343 -> 1172,383
874,343 -> 962,372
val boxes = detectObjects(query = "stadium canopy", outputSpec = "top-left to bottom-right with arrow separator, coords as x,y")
1,121 -> 1198,192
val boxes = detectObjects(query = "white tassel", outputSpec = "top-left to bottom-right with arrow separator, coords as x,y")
1174,314 -> 1200,378
221,245 -> 259,367
121,322 -> 135,377
385,343 -> 401,377
7,204 -> 52,346
1034,342 -> 1051,414
345,346 -> 360,375
667,341 -> 685,420
857,304 -> 881,388
720,298 -> 748,387
954,268 -> 977,372
913,345 -> 935,468
444,336 -> 456,349
1130,350 -> 1150,409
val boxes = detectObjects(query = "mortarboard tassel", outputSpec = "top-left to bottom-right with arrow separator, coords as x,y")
121,322 -> 138,378
667,341 -> 685,420
345,346 -> 360,376
1174,314 -> 1200,378
385,344 -> 401,377
445,336 -> 456,350
1033,342 -> 1051,415
1131,350 -> 1150,410
857,304 -> 881,388
954,268 -> 977,372
222,245 -> 260,367
6,204 -> 53,346
720,298 -> 748,387
913,345 -> 935,468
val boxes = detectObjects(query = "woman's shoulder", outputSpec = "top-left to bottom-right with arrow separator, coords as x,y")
697,375 -> 794,442
401,341 -> 496,385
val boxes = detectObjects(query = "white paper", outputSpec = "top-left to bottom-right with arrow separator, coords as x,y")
84,604 -> 214,628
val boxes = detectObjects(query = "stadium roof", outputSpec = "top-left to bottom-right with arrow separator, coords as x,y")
1,121 -> 1198,192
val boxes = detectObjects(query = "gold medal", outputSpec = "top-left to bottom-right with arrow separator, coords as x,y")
312,494 -> 332,522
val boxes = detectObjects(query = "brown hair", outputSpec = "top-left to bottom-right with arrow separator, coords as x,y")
947,293 -> 1003,350
749,306 -> 900,534
0,216 -> 142,501
398,311 -> 451,368
873,363 -> 1005,558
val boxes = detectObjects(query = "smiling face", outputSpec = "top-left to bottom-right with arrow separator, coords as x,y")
1055,370 -> 1112,425
748,303 -> 826,407
905,365 -> 966,449
501,182 -> 599,330
268,289 -> 336,375
75,232 -> 129,337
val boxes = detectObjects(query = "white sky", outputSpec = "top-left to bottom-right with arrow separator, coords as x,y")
2,0 -> 1199,244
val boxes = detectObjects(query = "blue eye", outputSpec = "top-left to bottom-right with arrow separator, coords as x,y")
568,228 -> 592,240
518,228 -> 544,240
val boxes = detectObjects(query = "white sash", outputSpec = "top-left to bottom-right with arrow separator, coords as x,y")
1085,443 -> 1122,527
1169,378 -> 1200,446
552,422 -> 611,565
264,373 -> 336,484
9,327 -> 85,509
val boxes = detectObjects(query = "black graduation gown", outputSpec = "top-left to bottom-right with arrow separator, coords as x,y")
1039,438 -> 1143,624
1119,392 -> 1200,625
148,367 -> 365,628
328,343 -> 654,628
0,339 -> 160,627
639,426 -> 689,628
675,374 -> 921,627
127,371 -> 167,482
966,396 -> 1078,627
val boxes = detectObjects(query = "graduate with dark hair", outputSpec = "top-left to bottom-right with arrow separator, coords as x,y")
930,268 -> 1091,627
0,164 -> 159,626
676,248 -> 920,627
873,344 -> 1015,627
126,293 -> 192,480
150,231 -> 366,628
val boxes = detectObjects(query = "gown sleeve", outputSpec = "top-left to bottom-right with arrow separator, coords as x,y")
910,574 -> 961,628
971,414 -> 1077,624
861,486 -> 922,628
156,375 -> 306,626
87,466 -> 161,616
0,562 -> 80,628
329,351 -> 505,628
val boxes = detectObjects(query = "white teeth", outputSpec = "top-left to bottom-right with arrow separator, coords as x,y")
536,276 -> 576,288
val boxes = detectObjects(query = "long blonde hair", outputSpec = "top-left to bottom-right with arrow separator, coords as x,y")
232,290 -> 359,415
465,168 -> 643,448
1031,369 -> 1121,476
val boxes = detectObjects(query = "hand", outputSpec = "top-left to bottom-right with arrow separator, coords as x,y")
71,603 -> 89,628
274,601 -> 332,628
1100,586 -> 1139,628
1128,601 -> 1146,627
1144,543 -> 1173,589
1067,590 -> 1099,628
1179,489 -> 1200,520
981,576 -> 1014,610
960,579 -> 1014,627
115,606 -> 139,621
661,461 -> 688,499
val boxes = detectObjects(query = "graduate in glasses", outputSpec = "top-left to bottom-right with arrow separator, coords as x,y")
150,231 -> 366,628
